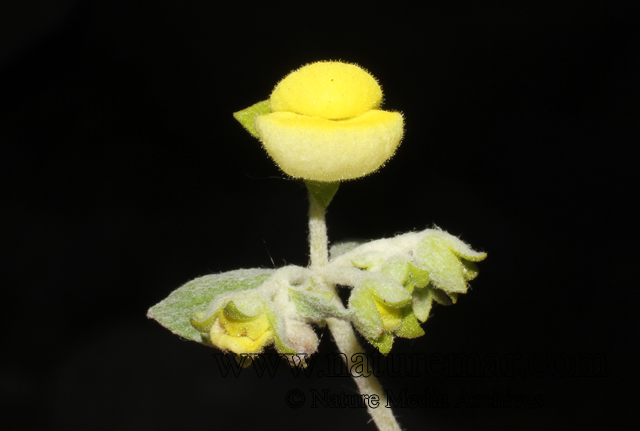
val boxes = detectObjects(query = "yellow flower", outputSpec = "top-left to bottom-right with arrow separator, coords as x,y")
209,308 -> 274,354
253,61 -> 404,182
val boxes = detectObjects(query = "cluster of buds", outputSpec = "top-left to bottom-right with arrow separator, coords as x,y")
189,229 -> 486,357
327,229 -> 486,353
189,266 -> 346,357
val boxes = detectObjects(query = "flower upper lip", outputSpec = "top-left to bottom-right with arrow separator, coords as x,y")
269,61 -> 383,120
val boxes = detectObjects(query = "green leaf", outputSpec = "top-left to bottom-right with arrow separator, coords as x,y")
305,180 -> 340,209
233,100 -> 272,138
147,269 -> 274,343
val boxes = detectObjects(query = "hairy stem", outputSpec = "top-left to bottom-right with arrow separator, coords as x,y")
308,193 -> 330,269
308,191 -> 402,431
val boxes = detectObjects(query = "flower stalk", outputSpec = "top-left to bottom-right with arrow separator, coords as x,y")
307,188 -> 402,431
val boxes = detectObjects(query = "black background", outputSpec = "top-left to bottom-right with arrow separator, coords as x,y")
2,1 -> 638,430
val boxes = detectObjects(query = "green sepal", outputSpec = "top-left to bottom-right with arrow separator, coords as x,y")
148,269 -> 274,343
395,308 -> 425,339
364,276 -> 413,308
448,292 -> 459,304
411,284 -> 454,323
265,305 -> 297,355
349,277 -> 421,353
380,257 -> 410,286
233,100 -> 272,138
407,263 -> 430,289
431,285 -> 453,306
441,232 -> 487,262
273,335 -> 297,355
349,285 -> 384,341
288,288 -> 346,320
371,333 -> 394,355
416,235 -> 468,294
461,259 -> 479,281
305,180 -> 340,209
411,286 -> 434,323
223,300 -> 257,321
190,311 -> 219,333
225,292 -> 267,319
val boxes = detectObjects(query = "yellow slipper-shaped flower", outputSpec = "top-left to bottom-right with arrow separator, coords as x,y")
236,61 -> 404,182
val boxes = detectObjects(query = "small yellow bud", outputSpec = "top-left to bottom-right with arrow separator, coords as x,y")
209,310 -> 274,354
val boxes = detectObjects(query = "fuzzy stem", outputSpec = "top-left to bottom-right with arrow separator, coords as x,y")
308,193 -> 329,269
308,191 -> 402,431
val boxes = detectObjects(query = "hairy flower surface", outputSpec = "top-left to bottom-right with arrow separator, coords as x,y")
236,61 -> 404,182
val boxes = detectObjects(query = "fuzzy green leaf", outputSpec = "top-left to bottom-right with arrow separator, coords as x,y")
147,269 -> 274,343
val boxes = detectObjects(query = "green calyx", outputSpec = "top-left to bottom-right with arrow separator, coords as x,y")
415,231 -> 487,295
348,275 -> 419,354
233,100 -> 272,138
305,180 -> 340,209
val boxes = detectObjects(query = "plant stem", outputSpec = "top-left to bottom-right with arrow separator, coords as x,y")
308,192 -> 330,269
308,191 -> 402,431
